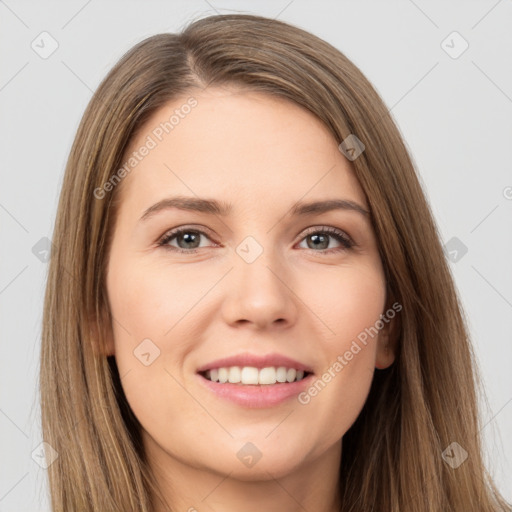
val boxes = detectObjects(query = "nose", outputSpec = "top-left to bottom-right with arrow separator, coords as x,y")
221,248 -> 299,330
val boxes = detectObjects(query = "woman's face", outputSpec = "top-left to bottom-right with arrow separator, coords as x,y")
105,86 -> 395,482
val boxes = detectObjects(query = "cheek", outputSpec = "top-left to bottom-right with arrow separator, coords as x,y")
106,260 -> 197,436
107,252 -> 211,350
296,263 -> 385,432
297,354 -> 375,455
105,251 -> 218,406
304,259 -> 387,345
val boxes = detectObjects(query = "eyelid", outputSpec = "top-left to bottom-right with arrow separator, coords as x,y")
300,225 -> 353,242
158,224 -> 216,241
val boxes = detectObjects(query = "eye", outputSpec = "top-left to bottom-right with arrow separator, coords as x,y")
297,226 -> 354,254
157,227 -> 215,253
157,225 -> 354,254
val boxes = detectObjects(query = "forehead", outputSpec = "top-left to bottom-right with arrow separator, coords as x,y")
116,87 -> 367,217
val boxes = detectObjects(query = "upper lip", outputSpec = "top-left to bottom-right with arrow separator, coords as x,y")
196,353 -> 314,374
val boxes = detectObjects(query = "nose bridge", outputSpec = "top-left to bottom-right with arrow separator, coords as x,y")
222,234 -> 297,328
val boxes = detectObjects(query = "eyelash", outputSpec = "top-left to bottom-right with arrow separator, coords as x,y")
157,225 -> 354,255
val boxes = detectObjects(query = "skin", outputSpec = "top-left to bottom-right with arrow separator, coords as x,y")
104,86 -> 397,512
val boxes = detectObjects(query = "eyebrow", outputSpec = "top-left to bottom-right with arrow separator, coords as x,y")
139,196 -> 370,222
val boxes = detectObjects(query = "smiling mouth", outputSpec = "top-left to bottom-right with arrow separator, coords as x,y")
199,366 -> 313,385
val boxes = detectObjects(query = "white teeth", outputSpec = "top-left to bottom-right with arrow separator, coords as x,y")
203,366 -> 309,384
240,367 -> 259,384
286,368 -> 297,382
228,366 -> 241,383
276,367 -> 287,382
218,367 -> 229,383
259,367 -> 276,385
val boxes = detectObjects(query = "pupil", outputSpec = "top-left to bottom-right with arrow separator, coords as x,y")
310,234 -> 328,250
180,232 -> 199,248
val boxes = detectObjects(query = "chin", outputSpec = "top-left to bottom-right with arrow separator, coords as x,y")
204,440 -> 310,481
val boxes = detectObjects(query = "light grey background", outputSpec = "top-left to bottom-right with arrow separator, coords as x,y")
1,1 -> 511,509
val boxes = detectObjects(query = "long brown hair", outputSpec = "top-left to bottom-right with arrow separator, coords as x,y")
40,13 -> 510,511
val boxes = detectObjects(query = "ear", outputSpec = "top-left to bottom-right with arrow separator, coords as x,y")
375,303 -> 401,370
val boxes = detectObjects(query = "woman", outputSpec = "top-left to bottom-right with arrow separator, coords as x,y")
40,13 -> 510,512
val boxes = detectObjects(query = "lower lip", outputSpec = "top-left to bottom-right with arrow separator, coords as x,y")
197,373 -> 314,408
